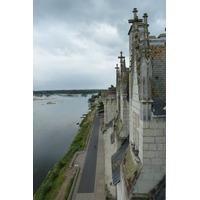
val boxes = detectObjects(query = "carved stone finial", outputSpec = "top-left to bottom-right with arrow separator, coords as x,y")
115,63 -> 119,70
133,8 -> 138,20
118,51 -> 125,63
143,13 -> 148,24
142,13 -> 150,44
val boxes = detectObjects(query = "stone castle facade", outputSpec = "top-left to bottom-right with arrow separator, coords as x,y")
102,8 -> 166,200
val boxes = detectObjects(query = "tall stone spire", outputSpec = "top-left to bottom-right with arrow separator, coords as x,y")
139,12 -> 153,121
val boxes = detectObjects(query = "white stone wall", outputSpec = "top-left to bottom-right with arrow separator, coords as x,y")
129,61 -> 140,149
117,181 -> 126,200
131,117 -> 166,194
117,166 -> 129,200
106,99 -> 116,124
104,127 -> 117,198
117,182 -> 121,200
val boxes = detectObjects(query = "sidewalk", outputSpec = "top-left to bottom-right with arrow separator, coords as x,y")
71,115 -> 105,200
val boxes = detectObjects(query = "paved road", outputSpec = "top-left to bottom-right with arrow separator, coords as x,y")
77,113 -> 100,193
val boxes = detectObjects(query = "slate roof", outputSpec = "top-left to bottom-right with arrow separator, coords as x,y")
102,119 -> 113,132
110,131 -> 115,144
152,96 -> 166,116
118,126 -> 129,139
154,180 -> 166,200
150,37 -> 166,116
111,139 -> 129,186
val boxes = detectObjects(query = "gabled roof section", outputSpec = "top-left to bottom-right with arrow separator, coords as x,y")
111,139 -> 129,186
149,176 -> 166,200
110,131 -> 115,144
102,119 -> 113,132
158,33 -> 166,38
118,126 -> 129,139
154,180 -> 166,200
152,96 -> 166,116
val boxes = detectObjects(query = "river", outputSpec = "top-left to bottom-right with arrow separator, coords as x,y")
33,94 -> 91,194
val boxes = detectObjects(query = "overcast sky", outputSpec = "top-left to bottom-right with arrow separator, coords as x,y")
33,0 -> 166,90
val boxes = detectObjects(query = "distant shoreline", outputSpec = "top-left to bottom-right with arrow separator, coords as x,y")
33,89 -> 102,98
33,94 -> 83,101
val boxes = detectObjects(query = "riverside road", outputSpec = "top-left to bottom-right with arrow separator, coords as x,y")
77,113 -> 100,193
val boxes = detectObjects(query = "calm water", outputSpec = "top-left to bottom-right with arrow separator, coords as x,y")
33,94 -> 91,194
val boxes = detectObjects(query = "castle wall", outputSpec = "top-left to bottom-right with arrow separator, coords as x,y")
103,9 -> 166,199
119,9 -> 166,198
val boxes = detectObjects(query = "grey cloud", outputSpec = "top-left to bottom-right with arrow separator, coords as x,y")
33,70 -> 115,90
33,0 -> 166,90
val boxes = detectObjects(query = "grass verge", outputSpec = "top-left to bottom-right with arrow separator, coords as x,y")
64,172 -> 76,200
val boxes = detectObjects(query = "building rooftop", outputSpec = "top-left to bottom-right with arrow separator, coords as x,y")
111,139 -> 129,186
154,180 -> 166,200
150,38 -> 166,116
110,131 -> 115,144
102,119 -> 113,132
